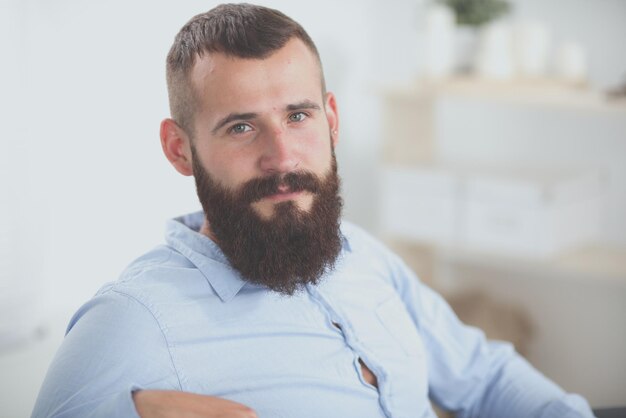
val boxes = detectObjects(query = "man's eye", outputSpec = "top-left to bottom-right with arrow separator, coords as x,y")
229,123 -> 252,134
289,112 -> 307,123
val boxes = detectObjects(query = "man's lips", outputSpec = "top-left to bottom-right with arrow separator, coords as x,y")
264,189 -> 304,202
263,184 -> 307,202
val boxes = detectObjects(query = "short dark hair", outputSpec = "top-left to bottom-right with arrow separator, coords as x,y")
166,3 -> 324,137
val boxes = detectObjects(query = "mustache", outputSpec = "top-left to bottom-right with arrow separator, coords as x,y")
238,171 -> 322,204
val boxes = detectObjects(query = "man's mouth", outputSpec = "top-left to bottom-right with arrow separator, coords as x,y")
265,186 -> 304,202
242,171 -> 320,205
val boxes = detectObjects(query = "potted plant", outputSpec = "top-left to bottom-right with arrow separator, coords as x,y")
436,0 -> 511,73
437,0 -> 510,27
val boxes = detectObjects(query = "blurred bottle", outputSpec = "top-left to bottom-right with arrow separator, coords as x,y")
476,22 -> 515,80
514,21 -> 551,78
555,42 -> 588,85
425,4 -> 455,79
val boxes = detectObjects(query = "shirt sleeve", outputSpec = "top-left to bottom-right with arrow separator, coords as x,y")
31,289 -> 181,418
384,251 -> 595,418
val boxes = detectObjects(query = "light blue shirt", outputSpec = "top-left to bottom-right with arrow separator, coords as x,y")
33,212 -> 594,418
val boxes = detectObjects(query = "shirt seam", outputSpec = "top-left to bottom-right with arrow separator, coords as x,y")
109,289 -> 184,391
116,248 -> 173,286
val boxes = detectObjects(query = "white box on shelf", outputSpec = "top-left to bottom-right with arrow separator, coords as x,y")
461,167 -> 606,257
380,164 -> 607,258
380,166 -> 459,245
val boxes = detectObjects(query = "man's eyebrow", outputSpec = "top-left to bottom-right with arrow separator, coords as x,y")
286,100 -> 321,112
212,112 -> 258,134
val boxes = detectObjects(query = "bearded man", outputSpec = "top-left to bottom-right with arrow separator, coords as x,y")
33,4 -> 595,418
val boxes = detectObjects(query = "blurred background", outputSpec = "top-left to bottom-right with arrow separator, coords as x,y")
1,0 -> 625,416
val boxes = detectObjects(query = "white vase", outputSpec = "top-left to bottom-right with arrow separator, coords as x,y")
455,25 -> 479,74
425,4 -> 455,79
555,42 -> 588,84
476,22 -> 515,80
514,21 -> 551,78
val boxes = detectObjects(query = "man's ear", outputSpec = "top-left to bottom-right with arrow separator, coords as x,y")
324,92 -> 339,148
160,118 -> 194,176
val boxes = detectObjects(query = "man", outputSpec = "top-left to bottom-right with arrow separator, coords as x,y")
33,4 -> 595,418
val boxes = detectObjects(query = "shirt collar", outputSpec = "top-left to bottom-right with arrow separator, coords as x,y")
164,211 -> 352,302
165,212 -> 247,302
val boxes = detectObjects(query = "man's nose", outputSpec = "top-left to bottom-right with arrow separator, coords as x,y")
259,127 -> 299,174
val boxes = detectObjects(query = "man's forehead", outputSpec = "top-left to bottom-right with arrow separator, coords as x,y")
189,39 -> 324,116
191,38 -> 319,83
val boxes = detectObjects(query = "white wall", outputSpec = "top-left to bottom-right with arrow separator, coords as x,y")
0,0 -> 46,352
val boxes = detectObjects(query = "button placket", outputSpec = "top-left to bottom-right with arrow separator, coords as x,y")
306,285 -> 394,418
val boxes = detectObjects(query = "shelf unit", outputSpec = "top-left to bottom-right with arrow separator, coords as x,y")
378,76 -> 626,407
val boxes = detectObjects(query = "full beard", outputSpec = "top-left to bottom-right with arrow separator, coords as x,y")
191,147 -> 343,296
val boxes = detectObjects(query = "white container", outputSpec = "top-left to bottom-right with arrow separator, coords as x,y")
424,4 -> 455,79
514,21 -> 551,78
380,164 -> 606,258
381,166 -> 459,244
555,41 -> 588,84
476,22 -> 515,80
461,167 -> 606,257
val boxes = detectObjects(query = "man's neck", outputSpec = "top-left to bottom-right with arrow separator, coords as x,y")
199,219 -> 218,243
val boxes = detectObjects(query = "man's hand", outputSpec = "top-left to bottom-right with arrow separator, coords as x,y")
133,390 -> 258,418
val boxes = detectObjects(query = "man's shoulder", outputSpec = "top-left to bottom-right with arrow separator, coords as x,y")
337,220 -> 407,284
341,220 -> 380,247
65,242 -> 232,338
340,220 -> 395,260
96,244 -> 212,303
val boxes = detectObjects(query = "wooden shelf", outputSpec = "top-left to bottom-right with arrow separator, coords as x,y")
381,76 -> 626,114
378,77 -> 626,284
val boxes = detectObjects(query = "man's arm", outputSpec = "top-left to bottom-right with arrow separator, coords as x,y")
384,251 -> 595,418
32,289 -> 259,418
31,290 -> 181,417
